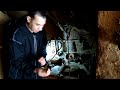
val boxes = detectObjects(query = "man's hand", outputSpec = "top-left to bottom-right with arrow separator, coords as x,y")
35,57 -> 51,77
34,68 -> 51,77
38,57 -> 46,66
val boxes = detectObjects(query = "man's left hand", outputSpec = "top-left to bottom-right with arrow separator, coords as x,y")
38,57 -> 46,66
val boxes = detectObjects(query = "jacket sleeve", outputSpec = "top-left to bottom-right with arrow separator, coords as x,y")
9,32 -> 36,79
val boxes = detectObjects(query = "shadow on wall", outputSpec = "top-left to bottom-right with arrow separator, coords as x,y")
0,47 -> 3,79
0,11 -> 10,79
0,11 -> 28,79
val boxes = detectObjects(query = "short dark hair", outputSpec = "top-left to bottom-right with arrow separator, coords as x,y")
27,11 -> 48,18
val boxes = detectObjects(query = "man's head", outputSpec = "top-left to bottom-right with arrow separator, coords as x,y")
26,11 -> 47,33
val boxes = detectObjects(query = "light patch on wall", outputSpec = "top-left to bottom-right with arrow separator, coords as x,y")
7,11 -> 28,18
0,11 -> 10,24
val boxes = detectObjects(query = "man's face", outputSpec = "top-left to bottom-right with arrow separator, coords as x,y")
27,14 -> 46,33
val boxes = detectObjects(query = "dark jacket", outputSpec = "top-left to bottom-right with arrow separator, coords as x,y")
8,23 -> 47,79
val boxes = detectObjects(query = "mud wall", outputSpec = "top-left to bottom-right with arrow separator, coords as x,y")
97,11 -> 120,79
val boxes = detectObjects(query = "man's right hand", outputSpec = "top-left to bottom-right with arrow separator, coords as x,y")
34,68 -> 51,77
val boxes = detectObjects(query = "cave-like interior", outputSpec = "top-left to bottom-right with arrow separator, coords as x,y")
0,10 -> 96,79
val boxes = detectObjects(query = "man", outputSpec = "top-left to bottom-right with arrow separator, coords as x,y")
7,11 -> 51,79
